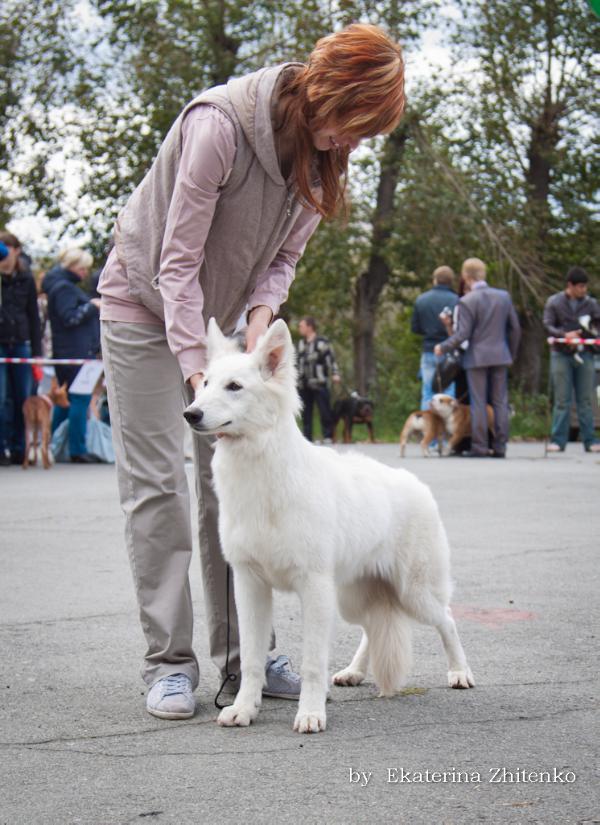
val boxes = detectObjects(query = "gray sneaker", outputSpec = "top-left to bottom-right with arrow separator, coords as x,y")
146,673 -> 195,719
262,655 -> 302,700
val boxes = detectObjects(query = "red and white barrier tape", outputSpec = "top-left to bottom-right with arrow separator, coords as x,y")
547,338 -> 600,345
0,357 -> 101,365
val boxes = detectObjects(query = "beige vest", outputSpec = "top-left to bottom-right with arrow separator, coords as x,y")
114,64 -> 306,334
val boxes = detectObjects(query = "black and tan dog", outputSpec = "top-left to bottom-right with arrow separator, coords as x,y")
333,392 -> 375,444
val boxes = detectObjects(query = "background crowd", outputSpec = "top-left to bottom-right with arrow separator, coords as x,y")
0,230 -> 103,465
1,225 -> 599,463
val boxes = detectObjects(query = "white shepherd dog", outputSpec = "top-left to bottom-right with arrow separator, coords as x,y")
184,319 -> 474,734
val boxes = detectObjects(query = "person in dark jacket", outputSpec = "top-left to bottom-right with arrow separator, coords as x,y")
42,246 -> 101,463
411,266 -> 459,410
543,267 -> 600,453
0,231 -> 42,465
296,316 -> 341,442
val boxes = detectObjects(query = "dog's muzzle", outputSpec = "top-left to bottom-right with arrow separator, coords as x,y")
183,408 -> 204,428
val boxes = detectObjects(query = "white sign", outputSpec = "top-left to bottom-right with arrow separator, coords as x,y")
69,361 -> 104,395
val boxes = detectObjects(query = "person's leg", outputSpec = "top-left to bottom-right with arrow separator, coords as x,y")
0,347 -> 8,457
420,351 -> 436,410
549,351 -> 572,449
488,366 -> 509,455
300,388 -> 314,441
191,428 -> 241,684
51,403 -> 69,433
67,392 -> 92,456
101,320 -> 199,689
315,386 -> 334,440
7,343 -> 32,459
573,353 -> 598,449
466,367 -> 489,455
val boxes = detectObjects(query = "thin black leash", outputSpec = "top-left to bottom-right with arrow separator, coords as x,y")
214,564 -> 238,709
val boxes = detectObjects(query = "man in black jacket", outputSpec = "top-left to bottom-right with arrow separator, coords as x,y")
411,266 -> 458,410
543,267 -> 600,453
0,231 -> 42,465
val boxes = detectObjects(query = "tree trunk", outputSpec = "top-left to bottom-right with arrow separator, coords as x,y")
353,125 -> 409,394
512,309 -> 547,393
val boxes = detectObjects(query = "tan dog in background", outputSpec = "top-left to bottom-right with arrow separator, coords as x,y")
430,394 -> 494,455
22,379 -> 70,469
399,408 -> 447,457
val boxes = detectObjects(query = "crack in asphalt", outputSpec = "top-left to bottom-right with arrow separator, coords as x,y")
0,701 -> 596,758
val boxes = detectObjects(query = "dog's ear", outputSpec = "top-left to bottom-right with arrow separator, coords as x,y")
206,317 -> 238,361
255,319 -> 292,380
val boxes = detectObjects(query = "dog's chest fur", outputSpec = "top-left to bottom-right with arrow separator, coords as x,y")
212,443 -> 312,590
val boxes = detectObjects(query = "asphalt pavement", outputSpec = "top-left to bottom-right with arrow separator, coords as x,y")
1,441 -> 598,825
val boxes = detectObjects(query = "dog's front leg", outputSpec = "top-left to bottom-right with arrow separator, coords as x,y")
294,573 -> 335,734
217,564 -> 272,729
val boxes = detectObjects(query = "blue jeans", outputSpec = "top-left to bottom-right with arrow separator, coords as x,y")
52,392 -> 92,457
0,342 -> 33,456
550,351 -> 598,448
420,351 -> 455,410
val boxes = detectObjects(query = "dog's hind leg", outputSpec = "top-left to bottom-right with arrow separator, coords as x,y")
400,588 -> 474,690
217,564 -> 273,728
332,631 -> 369,687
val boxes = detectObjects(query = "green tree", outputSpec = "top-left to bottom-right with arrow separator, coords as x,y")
448,0 -> 600,389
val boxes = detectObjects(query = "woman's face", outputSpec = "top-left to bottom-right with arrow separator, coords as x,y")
70,265 -> 90,280
309,120 -> 361,153
0,245 -> 20,275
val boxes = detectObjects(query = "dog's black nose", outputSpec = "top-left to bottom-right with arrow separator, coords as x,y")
183,409 -> 203,426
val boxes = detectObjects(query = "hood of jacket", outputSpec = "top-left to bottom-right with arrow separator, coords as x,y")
42,265 -> 80,295
226,63 -> 304,187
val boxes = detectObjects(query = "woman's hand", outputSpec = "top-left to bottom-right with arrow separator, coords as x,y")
246,305 -> 273,352
188,372 -> 205,396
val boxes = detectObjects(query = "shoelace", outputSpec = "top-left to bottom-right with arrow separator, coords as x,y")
269,656 -> 300,682
162,673 -> 190,697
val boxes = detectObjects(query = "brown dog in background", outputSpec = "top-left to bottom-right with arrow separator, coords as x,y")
430,394 -> 494,455
399,393 -> 495,457
22,379 -> 70,469
399,408 -> 447,457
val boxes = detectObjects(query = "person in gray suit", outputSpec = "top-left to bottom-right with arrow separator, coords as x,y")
435,258 -> 521,457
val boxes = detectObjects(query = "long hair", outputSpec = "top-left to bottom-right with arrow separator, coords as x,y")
277,24 -> 405,220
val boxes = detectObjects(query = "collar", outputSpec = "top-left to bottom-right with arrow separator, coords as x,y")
472,281 -> 488,290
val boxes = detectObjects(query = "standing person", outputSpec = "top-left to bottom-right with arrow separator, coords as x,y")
411,265 -> 459,409
0,231 -> 42,466
435,258 -> 521,458
297,316 -> 341,442
42,247 -> 101,464
97,23 -> 406,719
543,267 -> 600,453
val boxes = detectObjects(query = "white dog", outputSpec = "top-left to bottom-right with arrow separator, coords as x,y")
184,319 -> 474,734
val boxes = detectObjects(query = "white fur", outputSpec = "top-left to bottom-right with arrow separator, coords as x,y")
184,319 -> 474,733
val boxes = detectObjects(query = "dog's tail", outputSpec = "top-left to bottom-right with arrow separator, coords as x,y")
366,605 -> 413,697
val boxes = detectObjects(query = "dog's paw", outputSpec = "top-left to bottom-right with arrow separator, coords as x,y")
217,703 -> 258,727
293,710 -> 327,734
448,667 -> 475,689
332,668 -> 365,687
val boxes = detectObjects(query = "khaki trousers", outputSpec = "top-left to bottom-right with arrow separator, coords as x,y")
101,320 -> 241,688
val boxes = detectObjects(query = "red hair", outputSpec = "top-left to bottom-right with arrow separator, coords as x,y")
277,24 -> 405,220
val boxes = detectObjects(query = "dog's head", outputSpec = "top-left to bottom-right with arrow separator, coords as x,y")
183,318 -> 300,439
430,393 -> 457,419
352,397 -> 374,421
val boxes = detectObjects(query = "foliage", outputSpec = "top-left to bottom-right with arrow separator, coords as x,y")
0,0 -> 598,406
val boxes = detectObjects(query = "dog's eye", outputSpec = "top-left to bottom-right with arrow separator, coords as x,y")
226,382 -> 243,392
203,379 -> 208,387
